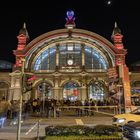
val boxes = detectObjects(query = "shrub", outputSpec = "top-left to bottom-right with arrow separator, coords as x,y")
45,125 -> 120,137
45,125 -> 70,136
94,125 -> 119,136
45,125 -> 90,136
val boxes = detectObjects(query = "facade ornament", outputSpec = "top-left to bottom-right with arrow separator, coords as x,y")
65,10 -> 76,29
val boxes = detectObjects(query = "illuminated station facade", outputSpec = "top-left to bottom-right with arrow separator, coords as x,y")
1,11 -> 136,109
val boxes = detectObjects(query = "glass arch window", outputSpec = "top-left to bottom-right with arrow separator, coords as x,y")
34,47 -> 56,70
33,43 -> 108,71
59,43 -> 82,69
88,81 -> 105,101
85,47 -> 108,70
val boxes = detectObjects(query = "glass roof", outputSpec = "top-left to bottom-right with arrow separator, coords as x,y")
0,60 -> 13,69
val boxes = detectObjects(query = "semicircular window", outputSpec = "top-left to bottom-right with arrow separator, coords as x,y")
34,47 -> 56,70
85,47 -> 108,70
33,43 -> 108,71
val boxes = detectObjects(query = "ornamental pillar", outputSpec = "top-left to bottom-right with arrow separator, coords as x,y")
53,87 -> 61,100
52,77 -> 61,100
9,71 -> 22,100
82,44 -> 85,67
56,44 -> 59,68
48,48 -> 50,70
31,87 -> 36,99
112,22 -> 131,112
13,23 -> 29,69
80,85 -> 87,101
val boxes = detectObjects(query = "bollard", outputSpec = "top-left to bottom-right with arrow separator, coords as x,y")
36,120 -> 40,140
53,106 -> 56,118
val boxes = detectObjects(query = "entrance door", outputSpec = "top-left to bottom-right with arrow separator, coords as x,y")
88,81 -> 105,101
63,81 -> 79,101
37,82 -> 52,100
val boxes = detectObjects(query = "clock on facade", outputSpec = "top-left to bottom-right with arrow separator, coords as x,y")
67,59 -> 73,65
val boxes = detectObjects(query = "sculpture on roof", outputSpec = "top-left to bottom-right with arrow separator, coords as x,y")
65,10 -> 75,29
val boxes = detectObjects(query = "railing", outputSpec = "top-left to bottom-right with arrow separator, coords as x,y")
59,105 -> 119,116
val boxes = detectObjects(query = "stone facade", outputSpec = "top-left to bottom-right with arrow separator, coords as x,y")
1,12 -> 138,109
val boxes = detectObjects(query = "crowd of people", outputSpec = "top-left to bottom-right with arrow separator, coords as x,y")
0,97 -> 119,127
23,97 -> 119,116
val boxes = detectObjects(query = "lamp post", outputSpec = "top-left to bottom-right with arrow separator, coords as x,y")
42,82 -> 46,116
17,58 -> 25,140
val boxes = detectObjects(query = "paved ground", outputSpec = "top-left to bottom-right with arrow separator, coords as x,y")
0,116 -> 113,140
0,110 -> 113,140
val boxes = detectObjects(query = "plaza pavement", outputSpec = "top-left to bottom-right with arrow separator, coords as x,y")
0,114 -> 113,140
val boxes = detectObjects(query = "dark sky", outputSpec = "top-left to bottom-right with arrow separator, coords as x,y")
0,0 -> 139,66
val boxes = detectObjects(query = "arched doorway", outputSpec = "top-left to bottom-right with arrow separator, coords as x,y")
88,81 -> 106,101
36,82 -> 52,100
0,81 -> 9,100
63,81 -> 79,101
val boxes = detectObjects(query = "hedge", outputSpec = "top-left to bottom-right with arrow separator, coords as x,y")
45,125 -> 122,137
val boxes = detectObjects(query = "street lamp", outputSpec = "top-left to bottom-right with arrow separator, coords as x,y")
17,58 -> 25,140
42,82 -> 46,116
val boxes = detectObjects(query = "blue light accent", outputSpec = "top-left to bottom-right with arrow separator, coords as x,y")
85,48 -> 91,53
66,10 -> 74,20
94,52 -> 100,59
132,89 -> 140,93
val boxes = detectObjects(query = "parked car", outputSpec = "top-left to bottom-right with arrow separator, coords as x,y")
112,108 -> 140,126
123,121 -> 140,140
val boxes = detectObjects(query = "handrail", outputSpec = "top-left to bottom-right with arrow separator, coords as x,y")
59,105 -> 118,108
58,105 -> 119,115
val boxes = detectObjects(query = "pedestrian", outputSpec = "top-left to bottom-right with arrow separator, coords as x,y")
10,100 -> 20,125
56,100 -> 61,117
84,99 -> 89,116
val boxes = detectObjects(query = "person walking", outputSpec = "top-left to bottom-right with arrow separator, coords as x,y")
10,100 -> 20,125
0,97 -> 11,128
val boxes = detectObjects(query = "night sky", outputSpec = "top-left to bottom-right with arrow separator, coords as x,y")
0,0 -> 139,66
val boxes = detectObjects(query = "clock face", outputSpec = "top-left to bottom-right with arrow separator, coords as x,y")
67,59 -> 73,65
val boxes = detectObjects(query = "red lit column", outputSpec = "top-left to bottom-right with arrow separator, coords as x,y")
112,22 -> 131,112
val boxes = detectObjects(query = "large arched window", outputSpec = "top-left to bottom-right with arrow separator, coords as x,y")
34,47 -> 56,70
59,43 -> 82,69
85,47 -> 108,70
33,43 -> 108,71
88,81 -> 106,101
